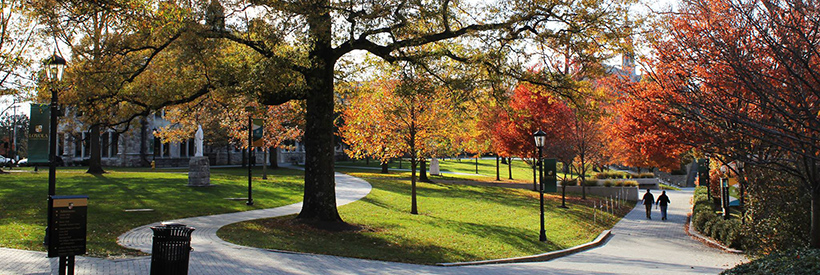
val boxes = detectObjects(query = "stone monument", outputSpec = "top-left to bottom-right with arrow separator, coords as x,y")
430,157 -> 440,176
188,125 -> 211,186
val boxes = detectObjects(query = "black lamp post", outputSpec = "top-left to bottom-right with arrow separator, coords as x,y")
533,129 -> 547,242
245,106 -> 255,206
43,54 -> 65,198
720,165 -> 730,220
43,54 -> 67,275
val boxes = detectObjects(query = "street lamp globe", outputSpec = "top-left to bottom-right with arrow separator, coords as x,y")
43,54 -> 67,82
533,129 -> 546,148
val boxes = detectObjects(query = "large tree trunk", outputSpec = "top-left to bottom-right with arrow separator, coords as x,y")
580,154 -> 586,200
296,5 -> 344,227
812,189 -> 820,248
380,162 -> 388,173
508,157 -> 513,179
270,147 -> 279,168
139,117 -> 150,167
411,157 -> 418,214
419,158 -> 430,182
86,124 -> 105,174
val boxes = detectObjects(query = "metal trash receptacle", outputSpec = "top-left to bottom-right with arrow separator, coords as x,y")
150,222 -> 195,275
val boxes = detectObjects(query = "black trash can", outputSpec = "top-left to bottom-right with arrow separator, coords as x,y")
150,223 -> 195,275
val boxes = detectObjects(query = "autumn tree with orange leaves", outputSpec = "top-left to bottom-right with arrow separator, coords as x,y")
340,72 -> 455,215
620,0 -> 820,249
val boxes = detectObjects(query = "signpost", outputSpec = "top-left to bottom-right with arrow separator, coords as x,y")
48,195 -> 88,275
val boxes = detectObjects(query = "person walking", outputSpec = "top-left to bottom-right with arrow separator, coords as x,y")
642,189 -> 654,219
656,190 -> 671,220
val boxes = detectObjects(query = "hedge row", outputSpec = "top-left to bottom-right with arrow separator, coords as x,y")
692,187 -> 743,249
602,180 -> 639,187
594,171 -> 655,179
721,248 -> 820,275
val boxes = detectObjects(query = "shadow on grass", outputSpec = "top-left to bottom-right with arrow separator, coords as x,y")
221,212 -> 558,265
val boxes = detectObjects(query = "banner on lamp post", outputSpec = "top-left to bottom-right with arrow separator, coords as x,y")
543,158 -> 557,193
252,119 -> 264,147
28,104 -> 50,164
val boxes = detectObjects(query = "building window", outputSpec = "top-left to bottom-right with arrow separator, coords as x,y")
111,132 -> 119,156
153,136 -> 160,158
180,139 -> 187,157
57,133 -> 64,156
74,135 -> 81,157
162,140 -> 170,157
82,132 -> 89,157
188,138 -> 195,157
101,132 -> 109,158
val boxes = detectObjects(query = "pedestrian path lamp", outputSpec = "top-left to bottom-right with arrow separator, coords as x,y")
245,105 -> 255,206
43,54 -> 65,198
43,54 -> 67,273
720,165 -> 730,220
533,129 -> 547,242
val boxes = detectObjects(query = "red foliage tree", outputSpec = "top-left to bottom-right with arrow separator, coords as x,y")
490,82 -> 576,189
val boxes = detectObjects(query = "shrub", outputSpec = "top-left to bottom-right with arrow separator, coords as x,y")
583,180 -> 598,187
721,220 -> 742,248
603,180 -> 613,187
691,186 -> 743,250
693,210 -> 716,231
595,171 -> 628,179
721,248 -> 820,275
623,180 -> 639,187
742,167 -> 811,255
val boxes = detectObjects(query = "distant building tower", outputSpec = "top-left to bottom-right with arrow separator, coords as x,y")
621,32 -> 636,79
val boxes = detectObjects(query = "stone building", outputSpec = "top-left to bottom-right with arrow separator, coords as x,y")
55,111 -> 324,168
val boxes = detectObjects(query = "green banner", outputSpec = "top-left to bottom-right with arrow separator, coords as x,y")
543,158 -> 557,193
28,104 -> 50,164
252,118 -> 264,147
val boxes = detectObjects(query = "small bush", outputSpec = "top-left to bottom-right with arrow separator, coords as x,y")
623,180 -> 639,187
603,180 -> 613,187
694,210 -> 716,230
583,180 -> 598,187
721,220 -> 743,248
721,248 -> 820,275
691,186 -> 743,250
595,171 -> 628,179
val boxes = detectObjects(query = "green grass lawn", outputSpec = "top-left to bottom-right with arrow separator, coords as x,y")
335,158 -> 588,181
218,169 -> 633,265
0,167 -> 304,258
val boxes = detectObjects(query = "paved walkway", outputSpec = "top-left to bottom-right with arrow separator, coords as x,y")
1,175 -> 745,274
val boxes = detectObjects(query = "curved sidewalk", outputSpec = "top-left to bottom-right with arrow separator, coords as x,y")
1,178 -> 745,274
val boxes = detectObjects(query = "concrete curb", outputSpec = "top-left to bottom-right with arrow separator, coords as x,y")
436,230 -> 612,267
686,213 -> 745,254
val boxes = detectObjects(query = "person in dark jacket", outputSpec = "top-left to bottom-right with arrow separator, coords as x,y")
642,189 -> 654,219
656,190 -> 671,220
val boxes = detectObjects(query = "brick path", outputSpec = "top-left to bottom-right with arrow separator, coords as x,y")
1,172 -> 745,274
